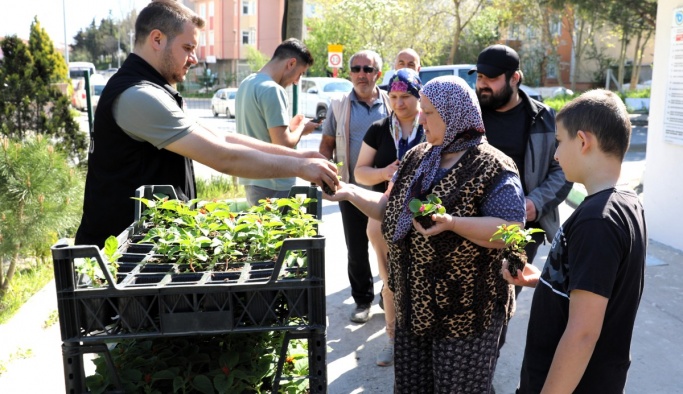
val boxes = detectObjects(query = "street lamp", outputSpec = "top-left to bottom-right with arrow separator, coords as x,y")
62,0 -> 69,63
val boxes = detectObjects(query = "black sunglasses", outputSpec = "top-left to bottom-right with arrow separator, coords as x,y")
350,65 -> 377,73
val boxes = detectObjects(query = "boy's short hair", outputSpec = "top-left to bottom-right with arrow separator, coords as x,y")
556,89 -> 631,160
273,38 -> 314,67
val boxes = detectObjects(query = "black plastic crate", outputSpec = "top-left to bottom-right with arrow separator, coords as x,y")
52,185 -> 327,393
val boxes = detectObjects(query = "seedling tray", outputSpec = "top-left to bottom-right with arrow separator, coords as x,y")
51,185 -> 328,393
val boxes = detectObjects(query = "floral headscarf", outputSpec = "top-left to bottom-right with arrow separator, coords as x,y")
388,68 -> 422,99
392,75 -> 485,242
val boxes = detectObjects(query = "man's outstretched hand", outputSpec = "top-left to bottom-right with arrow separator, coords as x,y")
299,158 -> 339,195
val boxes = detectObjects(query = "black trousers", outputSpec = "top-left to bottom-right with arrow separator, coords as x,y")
338,200 -> 374,305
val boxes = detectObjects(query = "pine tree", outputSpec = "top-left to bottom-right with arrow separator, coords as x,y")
0,18 -> 87,163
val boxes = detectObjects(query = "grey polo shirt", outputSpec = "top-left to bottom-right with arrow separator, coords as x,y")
114,85 -> 197,149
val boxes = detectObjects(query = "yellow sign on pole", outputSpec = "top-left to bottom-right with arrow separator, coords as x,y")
327,44 -> 344,72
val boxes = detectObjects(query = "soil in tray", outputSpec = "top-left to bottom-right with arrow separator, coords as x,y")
207,272 -> 241,283
140,263 -> 175,274
169,273 -> 204,284
249,262 -> 275,270
212,262 -> 246,272
118,254 -> 147,264
123,242 -> 155,254
125,273 -> 166,286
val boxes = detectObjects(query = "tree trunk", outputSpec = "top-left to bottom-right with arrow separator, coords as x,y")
571,16 -> 584,92
0,254 -> 19,297
448,28 -> 461,64
617,32 -> 629,93
630,29 -> 652,91
629,31 -> 643,91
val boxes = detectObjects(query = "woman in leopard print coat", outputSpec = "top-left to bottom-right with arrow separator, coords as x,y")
324,76 -> 526,393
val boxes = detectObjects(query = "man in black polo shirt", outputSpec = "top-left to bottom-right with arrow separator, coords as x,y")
75,0 -> 338,248
468,44 -> 572,349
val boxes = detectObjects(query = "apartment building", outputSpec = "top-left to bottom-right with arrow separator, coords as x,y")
188,0 -> 285,88
500,10 -> 655,91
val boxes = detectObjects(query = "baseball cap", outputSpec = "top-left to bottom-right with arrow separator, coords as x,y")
468,44 -> 519,78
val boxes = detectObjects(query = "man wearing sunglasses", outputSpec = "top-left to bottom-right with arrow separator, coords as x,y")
319,50 -> 391,324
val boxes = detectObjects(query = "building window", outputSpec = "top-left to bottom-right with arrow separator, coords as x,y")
549,19 -> 562,37
242,30 -> 255,45
199,3 -> 206,18
209,31 -> 214,46
546,61 -> 558,79
209,1 -> 214,17
242,1 -> 254,15
508,24 -> 520,40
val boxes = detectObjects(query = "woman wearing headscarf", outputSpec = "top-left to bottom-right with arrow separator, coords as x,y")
324,76 -> 526,393
354,68 -> 424,367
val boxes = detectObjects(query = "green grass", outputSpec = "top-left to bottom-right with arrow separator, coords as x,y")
0,261 -> 54,324
196,175 -> 246,201
0,347 -> 33,376
43,309 -> 59,329
544,88 -> 651,113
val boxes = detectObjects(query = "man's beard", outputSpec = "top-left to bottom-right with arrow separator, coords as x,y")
160,47 -> 187,85
477,81 -> 513,110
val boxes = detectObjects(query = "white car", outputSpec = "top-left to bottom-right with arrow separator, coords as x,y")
211,88 -> 237,118
298,77 -> 353,120
91,84 -> 106,111
418,64 -> 543,101
71,73 -> 107,111
419,65 -> 478,88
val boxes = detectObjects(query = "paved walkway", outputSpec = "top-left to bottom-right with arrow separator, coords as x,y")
3,114 -> 683,392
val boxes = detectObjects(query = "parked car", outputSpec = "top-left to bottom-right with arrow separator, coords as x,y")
91,83 -> 106,111
419,65 -> 478,88
518,84 -> 543,102
71,73 -> 107,112
211,88 -> 237,118
298,77 -> 353,120
418,64 -> 543,101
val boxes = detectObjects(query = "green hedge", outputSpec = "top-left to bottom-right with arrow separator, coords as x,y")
543,88 -> 650,113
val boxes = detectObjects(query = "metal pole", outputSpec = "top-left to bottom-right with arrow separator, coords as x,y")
117,32 -> 121,68
285,0 -> 305,116
62,0 -> 69,63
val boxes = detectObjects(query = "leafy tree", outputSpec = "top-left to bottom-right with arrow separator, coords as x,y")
69,10 -> 138,68
456,6 -> 502,64
246,45 -> 270,73
445,0 -> 487,64
305,0 -> 451,78
0,37 -> 37,140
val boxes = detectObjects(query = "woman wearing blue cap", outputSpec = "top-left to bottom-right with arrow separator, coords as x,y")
355,68 -> 424,367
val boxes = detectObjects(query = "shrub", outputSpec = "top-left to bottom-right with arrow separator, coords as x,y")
542,93 -> 581,113
0,135 -> 84,296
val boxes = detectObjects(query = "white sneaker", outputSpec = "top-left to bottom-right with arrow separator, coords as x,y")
376,340 -> 394,366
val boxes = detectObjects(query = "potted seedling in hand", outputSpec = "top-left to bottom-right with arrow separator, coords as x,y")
409,194 -> 446,230
321,161 -> 343,195
490,224 -> 544,277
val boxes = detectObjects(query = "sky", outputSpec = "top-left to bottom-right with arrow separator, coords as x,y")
0,0 -> 150,47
